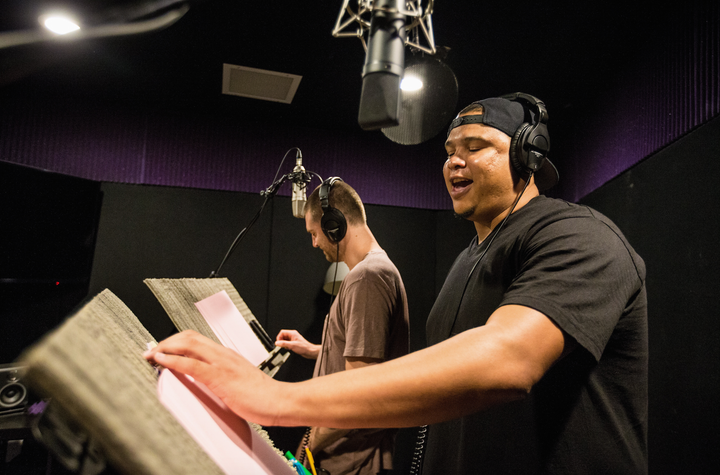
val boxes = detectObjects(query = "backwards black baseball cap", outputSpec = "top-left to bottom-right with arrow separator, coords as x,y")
447,96 -> 559,191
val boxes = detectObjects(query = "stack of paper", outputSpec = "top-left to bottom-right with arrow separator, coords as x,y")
193,290 -> 269,366
19,290 -> 224,474
144,278 -> 289,376
158,369 -> 295,474
19,289 -> 295,474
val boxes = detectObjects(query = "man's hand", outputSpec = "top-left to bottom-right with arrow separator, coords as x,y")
143,306 -> 567,430
143,330 -> 284,426
275,329 -> 321,360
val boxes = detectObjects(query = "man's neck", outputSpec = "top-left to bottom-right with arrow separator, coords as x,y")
473,186 -> 540,243
343,224 -> 382,270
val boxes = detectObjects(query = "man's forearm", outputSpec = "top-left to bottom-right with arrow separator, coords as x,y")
146,306 -> 564,430
269,306 -> 565,429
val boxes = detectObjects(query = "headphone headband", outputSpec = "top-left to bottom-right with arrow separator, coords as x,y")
319,177 -> 347,243
320,177 -> 343,211
500,92 -> 549,126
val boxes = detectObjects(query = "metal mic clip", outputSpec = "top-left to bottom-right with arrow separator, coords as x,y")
288,169 -> 311,186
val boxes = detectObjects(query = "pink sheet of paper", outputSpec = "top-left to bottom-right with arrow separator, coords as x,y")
194,291 -> 268,366
158,369 -> 296,475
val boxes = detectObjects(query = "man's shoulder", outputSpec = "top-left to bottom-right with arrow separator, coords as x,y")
527,195 -> 591,217
356,250 -> 397,272
344,250 -> 403,287
521,196 -> 645,277
523,196 -> 622,234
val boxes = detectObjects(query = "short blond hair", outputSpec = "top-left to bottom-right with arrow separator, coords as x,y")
305,180 -> 366,225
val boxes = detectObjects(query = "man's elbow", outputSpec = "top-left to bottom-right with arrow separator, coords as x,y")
489,363 -> 547,404
501,377 -> 535,403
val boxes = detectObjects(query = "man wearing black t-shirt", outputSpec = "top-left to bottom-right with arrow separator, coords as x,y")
421,94 -> 648,473
145,94 -> 648,474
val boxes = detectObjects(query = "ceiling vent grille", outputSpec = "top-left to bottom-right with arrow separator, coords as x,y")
222,64 -> 302,104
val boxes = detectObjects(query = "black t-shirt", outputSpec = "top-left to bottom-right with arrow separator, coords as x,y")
424,196 -> 648,474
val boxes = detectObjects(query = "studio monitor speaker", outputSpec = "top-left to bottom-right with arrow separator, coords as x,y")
0,364 -> 28,415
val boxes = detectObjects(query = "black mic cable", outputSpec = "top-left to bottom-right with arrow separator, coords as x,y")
409,171 -> 536,475
209,147 -> 322,278
445,171 -> 535,336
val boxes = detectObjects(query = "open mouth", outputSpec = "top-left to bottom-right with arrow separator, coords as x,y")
451,177 -> 473,192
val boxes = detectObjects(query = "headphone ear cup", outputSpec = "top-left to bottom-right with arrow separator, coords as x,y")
510,123 -> 531,178
321,208 -> 347,243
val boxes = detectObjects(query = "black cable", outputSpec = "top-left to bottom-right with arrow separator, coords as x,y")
329,243 -> 341,304
462,171 -> 534,290
298,244 -> 341,467
409,425 -> 428,475
316,243 -> 341,379
209,194 -> 270,278
271,147 -> 300,185
208,147 -> 314,278
410,172 -> 536,475
297,427 -> 312,464
443,171 -> 535,337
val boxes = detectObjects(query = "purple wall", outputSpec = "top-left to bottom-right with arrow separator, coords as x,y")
0,103 -> 451,209
1,2 -> 717,207
563,3 -> 719,202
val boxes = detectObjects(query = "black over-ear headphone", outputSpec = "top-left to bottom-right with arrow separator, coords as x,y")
319,177 -> 347,243
502,92 -> 551,180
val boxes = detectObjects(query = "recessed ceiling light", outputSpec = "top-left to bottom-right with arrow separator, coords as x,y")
39,14 -> 80,35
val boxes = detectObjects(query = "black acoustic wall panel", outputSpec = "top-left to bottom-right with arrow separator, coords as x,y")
87,183 -> 274,341
0,161 -> 102,363
580,115 -> 720,474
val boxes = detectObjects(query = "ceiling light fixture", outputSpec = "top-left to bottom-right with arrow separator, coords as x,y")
40,15 -> 80,35
1,2 -> 189,50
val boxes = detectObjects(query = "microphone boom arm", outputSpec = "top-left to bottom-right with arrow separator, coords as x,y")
209,154 -> 320,278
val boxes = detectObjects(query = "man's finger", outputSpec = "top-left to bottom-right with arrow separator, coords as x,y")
147,330 -> 228,364
152,351 -> 211,378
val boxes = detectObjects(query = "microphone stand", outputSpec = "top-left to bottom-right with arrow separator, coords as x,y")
206,148 -> 319,356
208,162 -> 318,279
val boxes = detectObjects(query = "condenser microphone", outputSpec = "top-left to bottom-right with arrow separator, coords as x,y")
357,0 -> 406,130
291,150 -> 307,218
